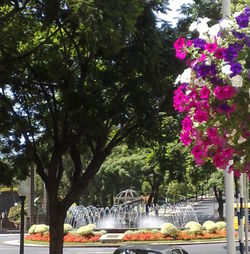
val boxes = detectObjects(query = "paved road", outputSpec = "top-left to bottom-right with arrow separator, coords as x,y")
1,234 -> 250,254
192,197 -> 218,223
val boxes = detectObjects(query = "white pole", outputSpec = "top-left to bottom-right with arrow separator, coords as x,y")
224,165 -> 236,254
239,174 -> 244,254
244,173 -> 249,254
222,2 -> 235,253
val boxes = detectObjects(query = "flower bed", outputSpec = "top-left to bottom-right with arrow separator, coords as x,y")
25,221 -> 232,244
25,233 -> 101,243
122,229 -> 227,242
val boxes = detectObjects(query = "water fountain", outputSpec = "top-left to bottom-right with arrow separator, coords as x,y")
65,189 -> 198,230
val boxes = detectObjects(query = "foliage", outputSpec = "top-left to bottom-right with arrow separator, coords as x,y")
34,224 -> 49,234
63,224 -> 73,235
8,204 -> 22,223
76,224 -> 96,236
28,225 -> 37,235
160,223 -> 178,236
188,223 -> 203,235
0,0 -> 176,252
185,221 -> 201,229
215,221 -> 227,229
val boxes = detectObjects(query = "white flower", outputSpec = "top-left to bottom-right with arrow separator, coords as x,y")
180,68 -> 192,84
189,18 -> 210,39
231,75 -> 243,87
238,136 -> 246,144
208,24 -> 221,38
221,64 -> 232,75
194,78 -> 205,87
219,19 -> 233,29
233,11 -> 242,18
189,21 -> 198,32
174,75 -> 181,84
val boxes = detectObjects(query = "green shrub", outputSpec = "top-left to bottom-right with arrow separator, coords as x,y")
8,204 -> 22,223
160,223 -> 178,237
202,221 -> 217,233
34,224 -> 49,234
124,230 -> 135,235
215,221 -> 226,229
28,224 -> 37,234
202,220 -> 215,228
188,223 -> 202,235
184,221 -> 200,229
64,224 -> 73,234
76,224 -> 96,236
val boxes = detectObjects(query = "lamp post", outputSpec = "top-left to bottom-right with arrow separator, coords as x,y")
18,180 -> 29,254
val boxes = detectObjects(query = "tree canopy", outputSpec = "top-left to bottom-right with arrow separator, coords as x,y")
0,0 -> 180,253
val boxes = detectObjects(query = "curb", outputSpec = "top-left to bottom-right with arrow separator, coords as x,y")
2,239 -> 230,248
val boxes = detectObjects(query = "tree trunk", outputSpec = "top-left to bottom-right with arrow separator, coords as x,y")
49,200 -> 66,254
213,186 -> 224,220
217,191 -> 224,221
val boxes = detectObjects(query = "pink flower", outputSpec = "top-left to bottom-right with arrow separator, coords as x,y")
195,157 -> 205,165
207,127 -> 218,139
214,47 -> 225,59
173,90 -> 188,112
200,86 -> 210,99
191,145 -> 204,158
213,152 -> 227,168
199,53 -> 207,62
186,40 -> 193,47
214,85 -> 235,100
176,50 -> 187,60
180,131 -> 192,146
221,147 -> 233,160
205,42 -> 217,53
174,38 -> 185,50
182,115 -> 193,131
194,108 -> 209,122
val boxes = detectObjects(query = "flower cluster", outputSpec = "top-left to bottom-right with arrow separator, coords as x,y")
25,232 -> 101,243
174,6 -> 250,176
122,229 -> 227,241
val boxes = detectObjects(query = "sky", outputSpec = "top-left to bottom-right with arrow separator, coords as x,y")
157,0 -> 194,26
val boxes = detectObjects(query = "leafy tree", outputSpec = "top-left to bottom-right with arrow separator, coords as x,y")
208,170 -> 225,220
81,144 -> 147,207
0,1 -> 176,253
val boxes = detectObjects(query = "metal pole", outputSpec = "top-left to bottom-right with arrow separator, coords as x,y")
20,196 -> 25,254
224,166 -> 236,254
222,2 -> 235,253
244,173 -> 249,254
239,174 -> 245,254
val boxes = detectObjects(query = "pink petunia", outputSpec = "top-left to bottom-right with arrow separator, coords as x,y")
205,42 -> 217,53
194,108 -> 209,122
180,131 -> 192,146
191,145 -> 204,158
182,115 -> 193,131
176,50 -> 187,60
174,37 -> 185,50
200,86 -> 210,99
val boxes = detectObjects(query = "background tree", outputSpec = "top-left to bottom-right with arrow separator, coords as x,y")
208,170 -> 225,220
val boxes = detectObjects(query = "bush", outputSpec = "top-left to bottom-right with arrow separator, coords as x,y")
202,221 -> 217,233
124,230 -> 135,235
34,224 -> 49,234
28,224 -> 37,234
184,221 -> 200,229
8,204 -> 22,223
188,223 -> 202,235
160,223 -> 178,237
64,224 -> 73,235
215,221 -> 226,230
76,224 -> 96,236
